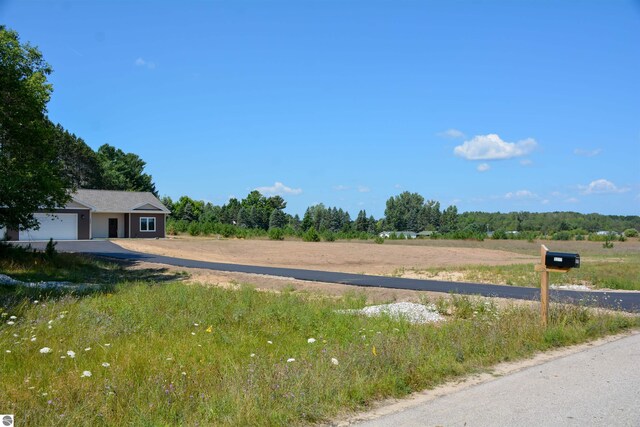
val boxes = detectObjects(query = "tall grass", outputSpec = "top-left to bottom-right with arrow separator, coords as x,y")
1,281 -> 637,426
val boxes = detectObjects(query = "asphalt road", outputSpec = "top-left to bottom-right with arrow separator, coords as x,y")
16,240 -> 640,313
354,332 -> 640,427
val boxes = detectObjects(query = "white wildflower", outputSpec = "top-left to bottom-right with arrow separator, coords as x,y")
84,347 -> 91,351
267,340 -> 273,345
5,350 -> 11,353
181,372 -> 187,376
286,358 -> 295,363
307,338 -> 316,344
7,321 -> 14,325
250,353 -> 256,358
9,316 -> 16,320
81,370 -> 92,378
331,358 -> 339,365
101,362 -> 110,368
39,347 -> 52,354
67,350 -> 76,358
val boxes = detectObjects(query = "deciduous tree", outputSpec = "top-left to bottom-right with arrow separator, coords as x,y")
0,27 -> 72,230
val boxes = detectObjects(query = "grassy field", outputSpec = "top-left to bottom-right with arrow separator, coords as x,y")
1,246 -> 638,426
387,239 -> 640,290
396,253 -> 640,291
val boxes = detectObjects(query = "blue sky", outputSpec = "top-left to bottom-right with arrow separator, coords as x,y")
3,1 -> 639,218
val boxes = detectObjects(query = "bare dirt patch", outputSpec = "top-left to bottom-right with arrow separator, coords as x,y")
114,237 -> 536,276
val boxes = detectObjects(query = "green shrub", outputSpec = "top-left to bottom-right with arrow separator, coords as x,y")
219,224 -> 236,238
166,223 -> 177,236
302,227 -> 320,242
323,231 -> 336,242
187,221 -> 201,236
623,228 -> 639,238
492,229 -> 508,240
552,231 -> 571,241
268,227 -> 284,241
575,234 -> 585,241
589,233 -> 611,242
374,236 -> 384,244
173,220 -> 189,233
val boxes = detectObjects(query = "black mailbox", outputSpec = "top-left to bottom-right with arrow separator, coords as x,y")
545,251 -> 580,269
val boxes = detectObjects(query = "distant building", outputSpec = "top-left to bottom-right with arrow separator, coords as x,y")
596,231 -> 620,236
379,231 -> 417,239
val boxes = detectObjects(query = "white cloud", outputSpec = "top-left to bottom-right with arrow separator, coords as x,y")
454,134 -> 537,160
438,129 -> 466,139
357,185 -> 370,193
477,163 -> 491,172
520,159 -> 533,166
579,179 -> 629,195
541,199 -> 550,205
505,190 -> 538,200
394,184 -> 403,189
574,148 -> 602,157
134,57 -> 156,69
333,185 -> 349,191
565,197 -> 580,203
255,182 -> 302,196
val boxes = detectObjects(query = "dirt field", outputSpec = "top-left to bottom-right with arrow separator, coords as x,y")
114,236 -> 538,275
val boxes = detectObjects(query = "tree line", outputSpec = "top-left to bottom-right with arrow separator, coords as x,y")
163,190 -> 640,241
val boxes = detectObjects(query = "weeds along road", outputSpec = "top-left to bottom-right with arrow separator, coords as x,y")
352,331 -> 640,427
21,240 -> 640,313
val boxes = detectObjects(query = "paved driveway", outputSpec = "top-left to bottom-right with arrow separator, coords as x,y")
13,240 -> 640,312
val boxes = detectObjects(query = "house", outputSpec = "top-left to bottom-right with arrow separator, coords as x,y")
3,189 -> 170,241
379,231 -> 418,239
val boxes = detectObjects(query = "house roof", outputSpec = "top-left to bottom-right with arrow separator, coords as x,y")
72,189 -> 170,213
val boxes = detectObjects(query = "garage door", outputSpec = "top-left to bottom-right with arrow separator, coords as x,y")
19,213 -> 78,241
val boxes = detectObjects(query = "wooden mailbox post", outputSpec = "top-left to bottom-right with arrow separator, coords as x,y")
534,245 -> 579,327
